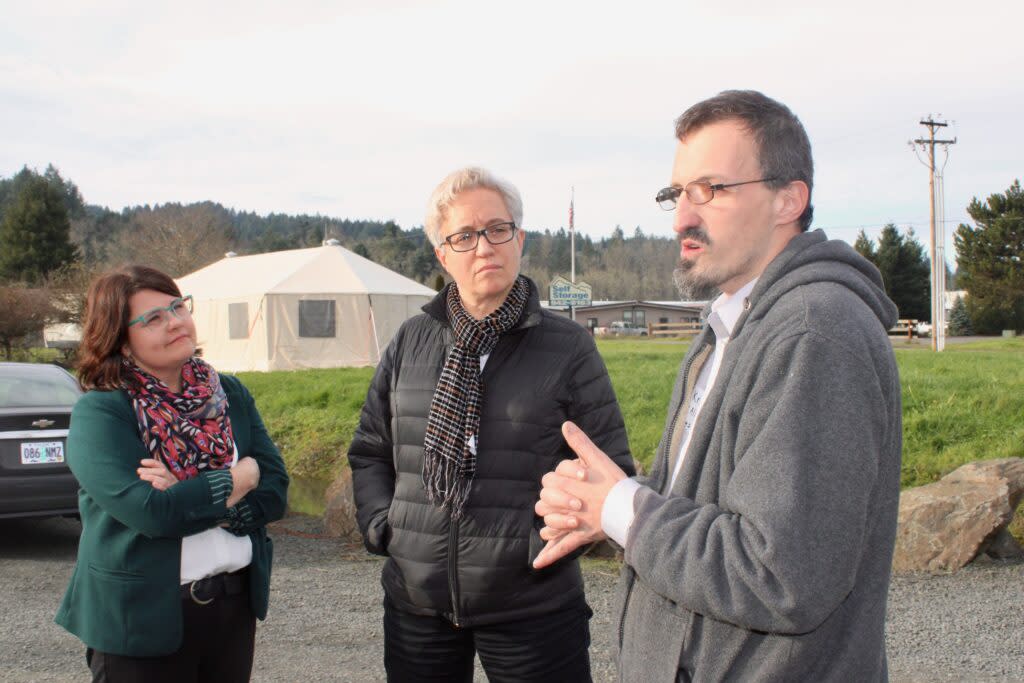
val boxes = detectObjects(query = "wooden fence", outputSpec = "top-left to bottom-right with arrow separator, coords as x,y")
889,319 -> 919,339
646,319 -> 920,339
647,319 -> 920,339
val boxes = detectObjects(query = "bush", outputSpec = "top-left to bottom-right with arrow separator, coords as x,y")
948,296 -> 972,336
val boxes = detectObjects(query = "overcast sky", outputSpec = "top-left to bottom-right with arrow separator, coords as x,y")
2,0 -> 1021,264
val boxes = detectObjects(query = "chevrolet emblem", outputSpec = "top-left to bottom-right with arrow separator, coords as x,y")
31,419 -> 55,429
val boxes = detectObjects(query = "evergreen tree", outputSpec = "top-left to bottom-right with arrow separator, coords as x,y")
43,165 -> 86,219
853,229 -> 876,260
856,225 -> 930,321
947,295 -> 972,336
954,180 -> 1024,334
0,172 -> 78,284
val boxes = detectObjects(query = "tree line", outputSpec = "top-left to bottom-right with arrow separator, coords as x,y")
1,164 -> 1022,358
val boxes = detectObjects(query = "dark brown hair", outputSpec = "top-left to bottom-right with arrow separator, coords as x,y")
675,90 -> 814,231
76,265 -> 182,391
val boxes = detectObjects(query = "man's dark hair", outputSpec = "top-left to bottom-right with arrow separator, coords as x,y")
675,90 -> 814,231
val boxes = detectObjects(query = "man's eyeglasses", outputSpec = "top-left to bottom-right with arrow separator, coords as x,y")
128,295 -> 194,329
443,222 -> 518,252
655,178 -> 777,210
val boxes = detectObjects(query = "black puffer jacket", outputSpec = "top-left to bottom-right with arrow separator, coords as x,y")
348,280 -> 633,627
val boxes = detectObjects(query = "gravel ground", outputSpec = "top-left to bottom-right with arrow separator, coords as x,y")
2,514 -> 1022,682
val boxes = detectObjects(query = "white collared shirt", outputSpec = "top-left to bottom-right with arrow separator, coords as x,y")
601,278 -> 758,547
466,353 -> 490,456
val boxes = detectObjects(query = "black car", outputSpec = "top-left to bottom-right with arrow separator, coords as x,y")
0,362 -> 82,519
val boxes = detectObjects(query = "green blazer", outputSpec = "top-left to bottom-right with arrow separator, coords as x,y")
55,374 -> 289,657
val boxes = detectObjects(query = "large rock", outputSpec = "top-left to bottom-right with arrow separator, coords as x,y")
323,468 -> 362,542
894,458 -> 1024,572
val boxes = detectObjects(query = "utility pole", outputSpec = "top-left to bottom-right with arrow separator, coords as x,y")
913,118 -> 956,351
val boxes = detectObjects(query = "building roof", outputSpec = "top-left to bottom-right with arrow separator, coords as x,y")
177,243 -> 437,299
540,299 -> 708,311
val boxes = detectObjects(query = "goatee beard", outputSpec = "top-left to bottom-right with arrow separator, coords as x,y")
673,260 -> 720,301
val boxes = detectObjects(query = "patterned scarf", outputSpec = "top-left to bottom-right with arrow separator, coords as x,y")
125,357 -> 235,481
423,276 -> 530,519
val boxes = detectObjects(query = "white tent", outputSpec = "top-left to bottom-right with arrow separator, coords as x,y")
176,241 -> 437,372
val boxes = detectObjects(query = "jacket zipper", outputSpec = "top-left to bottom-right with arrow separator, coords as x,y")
617,341 -> 704,650
438,329 -> 463,628
447,520 -> 461,627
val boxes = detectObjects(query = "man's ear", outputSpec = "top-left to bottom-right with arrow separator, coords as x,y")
774,180 -> 809,228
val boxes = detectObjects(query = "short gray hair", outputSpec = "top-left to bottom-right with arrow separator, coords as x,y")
424,167 -> 524,247
675,90 -> 814,231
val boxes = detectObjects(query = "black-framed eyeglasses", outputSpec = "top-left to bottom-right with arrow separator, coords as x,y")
443,222 -> 518,252
127,295 -> 194,329
655,178 -> 777,210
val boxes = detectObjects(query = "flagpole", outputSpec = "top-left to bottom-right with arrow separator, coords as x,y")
569,187 -> 576,322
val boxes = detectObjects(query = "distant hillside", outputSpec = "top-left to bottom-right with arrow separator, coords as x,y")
2,165 -> 682,300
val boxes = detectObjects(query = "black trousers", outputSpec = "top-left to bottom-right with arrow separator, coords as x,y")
383,599 -> 593,683
86,590 -> 256,683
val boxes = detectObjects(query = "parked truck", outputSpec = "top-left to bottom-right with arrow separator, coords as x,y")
594,321 -> 648,337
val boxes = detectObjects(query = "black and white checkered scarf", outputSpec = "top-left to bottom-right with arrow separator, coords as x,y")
422,276 -> 530,519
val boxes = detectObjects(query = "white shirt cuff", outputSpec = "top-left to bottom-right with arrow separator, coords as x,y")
602,477 -> 642,547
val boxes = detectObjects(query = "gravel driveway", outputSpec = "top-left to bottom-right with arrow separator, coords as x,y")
2,514 -> 1022,682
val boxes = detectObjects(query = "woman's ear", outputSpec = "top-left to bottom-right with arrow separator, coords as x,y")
435,245 -> 450,274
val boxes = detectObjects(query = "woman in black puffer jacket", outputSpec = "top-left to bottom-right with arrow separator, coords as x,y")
348,167 -> 633,683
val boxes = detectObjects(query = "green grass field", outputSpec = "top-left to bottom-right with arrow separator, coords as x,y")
240,336 -> 1024,494
607,337 -> 1024,487
896,338 -> 1024,486
236,366 -> 375,480
596,339 -> 689,467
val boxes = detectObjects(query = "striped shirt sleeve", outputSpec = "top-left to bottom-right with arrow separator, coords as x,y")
206,469 -> 234,509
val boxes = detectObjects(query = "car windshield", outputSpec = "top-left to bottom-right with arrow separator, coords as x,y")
0,365 -> 82,408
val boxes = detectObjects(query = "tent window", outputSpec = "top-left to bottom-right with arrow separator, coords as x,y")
228,303 -> 249,339
299,300 -> 336,338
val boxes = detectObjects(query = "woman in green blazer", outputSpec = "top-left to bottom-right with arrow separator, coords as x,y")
55,265 -> 289,683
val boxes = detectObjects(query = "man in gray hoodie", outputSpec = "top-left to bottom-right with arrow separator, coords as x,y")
534,90 -> 902,682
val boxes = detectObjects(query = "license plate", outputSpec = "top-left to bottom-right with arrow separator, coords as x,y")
20,441 -> 65,465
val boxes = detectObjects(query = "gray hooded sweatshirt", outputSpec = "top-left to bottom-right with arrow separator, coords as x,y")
614,230 -> 902,682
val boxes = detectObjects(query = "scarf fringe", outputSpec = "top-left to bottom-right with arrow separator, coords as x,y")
422,447 -> 473,520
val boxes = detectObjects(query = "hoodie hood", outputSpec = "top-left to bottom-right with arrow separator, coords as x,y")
736,229 -> 898,337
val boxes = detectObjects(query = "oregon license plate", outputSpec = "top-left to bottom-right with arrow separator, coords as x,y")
20,441 -> 65,465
